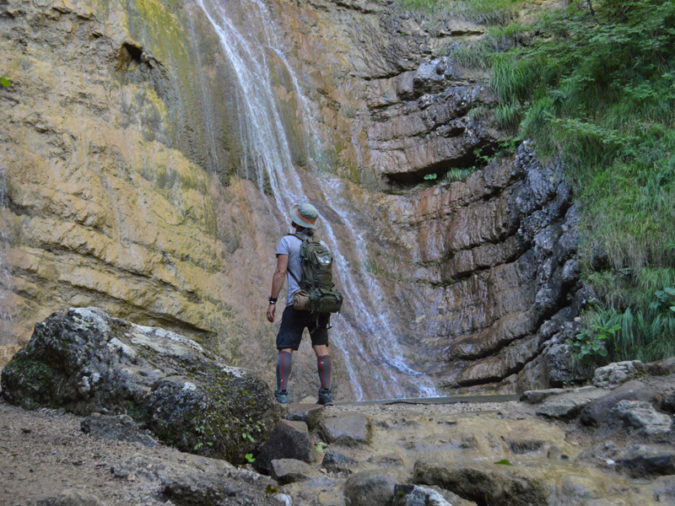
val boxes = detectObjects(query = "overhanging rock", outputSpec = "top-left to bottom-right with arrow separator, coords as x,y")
1,307 -> 282,464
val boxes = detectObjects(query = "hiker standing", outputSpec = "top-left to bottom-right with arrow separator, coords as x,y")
266,203 -> 339,405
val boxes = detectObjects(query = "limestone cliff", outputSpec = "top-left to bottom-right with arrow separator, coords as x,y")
0,0 -> 582,399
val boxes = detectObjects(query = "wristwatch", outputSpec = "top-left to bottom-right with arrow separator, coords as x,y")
268,296 -> 277,305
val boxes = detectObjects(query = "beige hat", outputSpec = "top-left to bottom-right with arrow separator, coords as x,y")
290,203 -> 319,229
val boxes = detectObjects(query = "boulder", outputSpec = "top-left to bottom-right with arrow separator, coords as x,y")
322,449 -> 358,474
270,458 -> 316,484
0,308 -> 281,464
343,469 -> 396,506
579,380 -> 660,428
81,413 -> 157,447
317,412 -> 372,446
255,419 -> 315,474
392,484 -> 454,506
617,445 -> 675,478
413,461 -> 548,506
111,452 -> 284,505
535,386 -> 606,420
592,361 -> 645,388
608,400 -> 673,437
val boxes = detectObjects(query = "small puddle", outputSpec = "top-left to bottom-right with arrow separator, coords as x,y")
336,394 -> 520,406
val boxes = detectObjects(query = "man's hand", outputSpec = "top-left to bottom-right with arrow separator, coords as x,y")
266,303 -> 276,322
267,254 -> 288,323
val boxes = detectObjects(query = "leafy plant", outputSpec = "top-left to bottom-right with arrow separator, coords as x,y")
494,458 -> 513,465
574,287 -> 675,364
0,76 -> 11,87
245,453 -> 256,463
567,321 -> 619,363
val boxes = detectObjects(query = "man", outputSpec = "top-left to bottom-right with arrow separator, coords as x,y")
266,203 -> 333,405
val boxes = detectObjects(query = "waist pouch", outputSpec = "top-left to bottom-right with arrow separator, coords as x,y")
293,288 -> 343,313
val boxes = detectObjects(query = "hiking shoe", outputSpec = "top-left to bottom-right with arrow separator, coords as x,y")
317,388 -> 333,406
274,390 -> 289,404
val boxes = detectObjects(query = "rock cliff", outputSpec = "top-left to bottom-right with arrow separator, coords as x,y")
0,0 -> 583,398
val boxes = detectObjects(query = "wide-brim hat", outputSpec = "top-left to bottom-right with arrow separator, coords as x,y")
290,203 -> 319,229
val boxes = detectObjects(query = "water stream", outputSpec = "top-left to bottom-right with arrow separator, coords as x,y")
0,162 -> 13,344
195,0 -> 437,400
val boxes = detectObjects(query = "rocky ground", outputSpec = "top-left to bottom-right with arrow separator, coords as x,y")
1,390 -> 673,505
1,310 -> 673,505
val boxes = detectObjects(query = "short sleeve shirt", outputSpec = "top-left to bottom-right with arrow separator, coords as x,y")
276,234 -> 303,306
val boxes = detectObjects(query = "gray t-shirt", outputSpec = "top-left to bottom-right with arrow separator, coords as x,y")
276,234 -> 303,306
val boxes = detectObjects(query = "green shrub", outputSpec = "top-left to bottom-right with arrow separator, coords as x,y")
394,0 -> 526,25
485,0 -> 674,362
394,1 -> 674,362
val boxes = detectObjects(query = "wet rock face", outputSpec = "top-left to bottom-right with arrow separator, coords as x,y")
365,55 -> 499,183
390,142 -> 582,390
0,0 -> 278,355
274,0 -> 499,185
0,308 -> 282,464
272,0 -> 583,391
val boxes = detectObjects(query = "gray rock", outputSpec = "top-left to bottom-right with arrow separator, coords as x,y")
576,441 -> 620,467
139,452 -> 282,505
579,380 -> 659,428
318,412 -> 372,446
592,361 -> 645,388
270,458 -> 316,484
27,489 -> 103,506
322,449 -> 358,473
413,461 -> 548,506
644,357 -> 675,376
392,484 -> 452,506
344,469 -> 396,506
662,390 -> 675,414
80,412 -> 157,446
617,445 -> 675,478
0,308 -> 281,464
608,400 -> 673,436
535,386 -> 606,420
255,419 -> 315,474
520,388 -> 566,404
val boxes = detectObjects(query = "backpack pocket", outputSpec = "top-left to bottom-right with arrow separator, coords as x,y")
292,288 -> 343,313
292,290 -> 310,311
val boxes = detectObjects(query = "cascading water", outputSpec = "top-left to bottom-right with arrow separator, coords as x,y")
196,0 -> 437,400
0,162 -> 12,344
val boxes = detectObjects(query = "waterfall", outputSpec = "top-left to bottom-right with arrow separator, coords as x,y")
196,0 -> 437,400
0,162 -> 12,344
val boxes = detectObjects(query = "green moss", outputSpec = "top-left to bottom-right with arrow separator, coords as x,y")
124,400 -> 148,422
4,356 -> 56,409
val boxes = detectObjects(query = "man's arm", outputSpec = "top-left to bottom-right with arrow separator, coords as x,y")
266,254 -> 288,322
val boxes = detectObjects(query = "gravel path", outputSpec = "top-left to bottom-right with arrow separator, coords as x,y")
0,398 -> 179,505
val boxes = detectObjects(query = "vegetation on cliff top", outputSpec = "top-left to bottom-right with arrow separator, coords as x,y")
396,0 -> 675,363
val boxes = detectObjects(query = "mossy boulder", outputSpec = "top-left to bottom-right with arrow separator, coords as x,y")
1,307 -> 282,464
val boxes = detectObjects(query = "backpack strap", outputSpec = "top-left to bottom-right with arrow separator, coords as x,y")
284,233 -> 304,286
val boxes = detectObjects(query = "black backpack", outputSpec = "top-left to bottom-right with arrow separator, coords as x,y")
288,234 -> 343,314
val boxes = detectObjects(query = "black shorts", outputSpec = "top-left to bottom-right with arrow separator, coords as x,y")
276,306 -> 330,350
